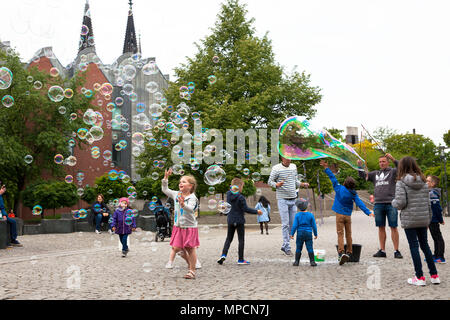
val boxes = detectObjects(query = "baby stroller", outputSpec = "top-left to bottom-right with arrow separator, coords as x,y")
153,201 -> 172,242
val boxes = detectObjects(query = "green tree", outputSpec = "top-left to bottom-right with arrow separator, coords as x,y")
136,0 -> 321,196
91,174 -> 133,204
444,130 -> 450,148
22,180 -> 79,218
0,49 -> 93,214
384,133 -> 439,169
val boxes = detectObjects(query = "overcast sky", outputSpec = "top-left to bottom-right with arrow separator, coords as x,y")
2,0 -> 449,146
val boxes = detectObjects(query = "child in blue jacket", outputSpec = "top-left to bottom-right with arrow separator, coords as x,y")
290,198 -> 318,267
320,160 -> 374,265
426,175 -> 445,264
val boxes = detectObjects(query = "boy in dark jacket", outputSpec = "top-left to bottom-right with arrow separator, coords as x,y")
426,175 -> 446,264
320,160 -> 374,265
217,178 -> 262,265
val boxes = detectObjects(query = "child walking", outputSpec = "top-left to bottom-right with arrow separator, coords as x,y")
290,198 -> 318,267
426,175 -> 445,263
392,157 -> 441,285
255,196 -> 271,235
111,197 -> 136,257
217,178 -> 262,265
320,160 -> 374,265
162,168 -> 199,279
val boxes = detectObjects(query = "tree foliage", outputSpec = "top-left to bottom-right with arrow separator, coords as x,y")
0,49 -> 93,213
136,0 -> 322,198
22,180 -> 79,218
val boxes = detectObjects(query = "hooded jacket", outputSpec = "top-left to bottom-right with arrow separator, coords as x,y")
111,207 -> 136,235
429,188 -> 443,224
324,168 -> 372,216
226,191 -> 258,225
392,174 -> 431,229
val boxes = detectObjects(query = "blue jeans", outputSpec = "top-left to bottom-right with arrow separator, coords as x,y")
374,203 -> 398,227
295,230 -> 314,254
404,227 -> 437,278
95,213 -> 111,231
278,198 -> 297,251
6,217 -> 17,241
119,234 -> 129,251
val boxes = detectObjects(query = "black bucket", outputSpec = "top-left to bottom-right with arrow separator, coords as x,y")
335,244 -> 362,262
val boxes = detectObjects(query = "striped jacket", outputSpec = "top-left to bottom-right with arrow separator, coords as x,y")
268,163 -> 301,200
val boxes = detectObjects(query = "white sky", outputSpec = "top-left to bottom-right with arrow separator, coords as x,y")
2,0 -> 449,146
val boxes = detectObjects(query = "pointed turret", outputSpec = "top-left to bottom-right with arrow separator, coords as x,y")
78,0 -> 95,53
123,0 -> 138,54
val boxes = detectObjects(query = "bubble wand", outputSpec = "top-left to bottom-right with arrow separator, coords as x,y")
316,170 -> 324,225
360,124 -> 385,154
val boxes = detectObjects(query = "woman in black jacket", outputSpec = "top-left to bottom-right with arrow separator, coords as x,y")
91,194 -> 111,234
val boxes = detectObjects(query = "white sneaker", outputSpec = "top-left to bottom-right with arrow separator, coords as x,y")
195,260 -> 202,269
95,230 -> 101,234
165,261 -> 174,269
430,275 -> 441,285
407,276 -> 426,286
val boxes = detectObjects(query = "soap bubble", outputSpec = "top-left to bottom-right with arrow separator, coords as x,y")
103,150 -> 112,161
251,172 -> 261,181
108,169 -> 119,180
142,61 -> 158,75
65,175 -> 73,183
243,168 -> 250,175
54,154 -> 64,164
50,67 -> 59,77
58,106 -> 66,114
81,24 -> 89,36
24,155 -> 33,164
100,83 -> 113,96
32,205 -> 43,216
66,156 -> 77,166
64,88 -> 74,99
218,200 -> 231,214
207,199 -> 217,210
204,165 -> 226,186
136,102 -> 146,113
145,81 -> 158,93
33,81 -> 43,90
122,64 -> 137,81
89,126 -> 104,141
212,56 -> 220,63
48,86 -> 65,102
77,128 -> 89,140
115,97 -> 124,106
78,209 -> 88,219
0,67 -> 13,90
230,185 -> 240,194
149,103 -> 163,118
208,75 -> 217,85
151,172 -> 159,180
1,95 -> 14,108
279,116 -> 365,171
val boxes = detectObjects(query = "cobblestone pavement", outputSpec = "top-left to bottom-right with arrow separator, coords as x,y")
0,213 -> 449,300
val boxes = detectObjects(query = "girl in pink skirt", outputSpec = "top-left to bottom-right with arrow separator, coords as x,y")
162,168 -> 199,279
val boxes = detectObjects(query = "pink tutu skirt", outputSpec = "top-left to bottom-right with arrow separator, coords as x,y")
170,226 -> 200,249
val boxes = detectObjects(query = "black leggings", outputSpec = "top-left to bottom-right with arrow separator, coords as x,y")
260,222 -> 268,232
222,224 -> 245,261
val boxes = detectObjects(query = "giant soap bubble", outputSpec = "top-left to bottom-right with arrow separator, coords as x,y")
278,116 -> 365,171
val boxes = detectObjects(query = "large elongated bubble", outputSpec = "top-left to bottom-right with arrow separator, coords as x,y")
279,116 -> 365,171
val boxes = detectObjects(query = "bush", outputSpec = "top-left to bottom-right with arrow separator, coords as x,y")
22,180 -> 79,218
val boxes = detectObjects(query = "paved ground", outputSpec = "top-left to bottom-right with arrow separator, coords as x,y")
0,212 -> 449,300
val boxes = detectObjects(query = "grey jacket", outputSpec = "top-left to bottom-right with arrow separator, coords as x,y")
392,174 -> 431,229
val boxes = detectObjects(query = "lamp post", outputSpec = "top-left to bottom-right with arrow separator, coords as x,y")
439,146 -> 449,216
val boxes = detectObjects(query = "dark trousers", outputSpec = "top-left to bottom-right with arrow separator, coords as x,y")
119,234 -> 129,251
404,227 -> 438,278
296,230 -> 314,254
6,217 -> 17,241
222,223 -> 245,261
95,214 -> 111,231
429,223 -> 445,259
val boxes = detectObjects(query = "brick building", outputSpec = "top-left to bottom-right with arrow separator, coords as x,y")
15,0 -> 169,219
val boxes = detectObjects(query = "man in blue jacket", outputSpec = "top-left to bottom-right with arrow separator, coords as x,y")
320,161 -> 373,265
0,183 -> 23,247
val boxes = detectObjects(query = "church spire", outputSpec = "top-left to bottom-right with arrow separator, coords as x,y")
78,0 -> 95,53
123,0 -> 138,54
